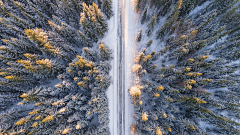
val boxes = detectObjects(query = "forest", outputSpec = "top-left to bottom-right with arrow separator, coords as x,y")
1,0 -> 240,135
130,0 -> 240,134
0,0 -> 113,134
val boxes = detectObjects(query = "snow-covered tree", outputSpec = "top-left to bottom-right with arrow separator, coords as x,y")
130,0 -> 240,134
136,28 -> 142,42
0,0 -> 113,134
80,2 -> 108,44
102,0 -> 114,19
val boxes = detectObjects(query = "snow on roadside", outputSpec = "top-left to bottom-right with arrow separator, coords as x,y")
124,0 -> 138,134
102,0 -> 118,134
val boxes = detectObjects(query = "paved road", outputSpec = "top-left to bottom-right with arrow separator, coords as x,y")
118,0 -> 125,134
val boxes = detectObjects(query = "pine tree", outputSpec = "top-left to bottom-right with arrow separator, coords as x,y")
0,44 -> 113,134
141,6 -> 148,24
0,0 -> 113,134
80,2 -> 108,44
102,0 -> 113,19
146,14 -> 156,36
136,28 -> 142,42
131,0 -> 240,134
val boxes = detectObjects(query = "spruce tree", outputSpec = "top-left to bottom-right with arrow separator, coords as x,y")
130,0 -> 240,134
146,14 -> 156,36
80,2 -> 108,44
102,0 -> 114,19
136,28 -> 142,42
0,0 -> 113,134
141,6 -> 148,24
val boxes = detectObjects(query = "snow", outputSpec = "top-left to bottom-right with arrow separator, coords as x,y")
124,0 -> 138,134
122,0 -> 170,134
188,1 -> 213,17
102,0 -> 118,134
42,78 -> 59,88
103,0 -> 240,134
104,0 -> 139,134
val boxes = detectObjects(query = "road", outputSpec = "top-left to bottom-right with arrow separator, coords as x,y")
105,0 -> 136,134
118,0 -> 125,134
118,0 -> 136,134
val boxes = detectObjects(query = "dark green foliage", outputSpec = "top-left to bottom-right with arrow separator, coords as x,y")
0,45 -> 112,134
146,40 -> 153,47
80,2 -> 108,44
131,0 -> 240,134
146,14 -> 156,36
136,28 -> 142,42
141,6 -> 148,24
0,0 -> 113,134
102,0 -> 114,19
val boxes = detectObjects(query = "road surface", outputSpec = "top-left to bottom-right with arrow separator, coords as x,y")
105,0 -> 137,134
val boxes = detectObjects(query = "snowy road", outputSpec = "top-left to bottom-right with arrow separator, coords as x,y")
104,0 -> 137,134
119,0 -> 125,133
118,0 -> 125,134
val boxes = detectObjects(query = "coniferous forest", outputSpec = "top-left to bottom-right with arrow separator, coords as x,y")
1,0 -> 240,135
130,0 -> 240,135
0,0 -> 113,134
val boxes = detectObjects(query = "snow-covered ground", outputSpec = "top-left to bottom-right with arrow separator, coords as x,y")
104,0 -> 139,134
104,0 -> 240,134
102,0 -> 118,134
123,0 -> 138,134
